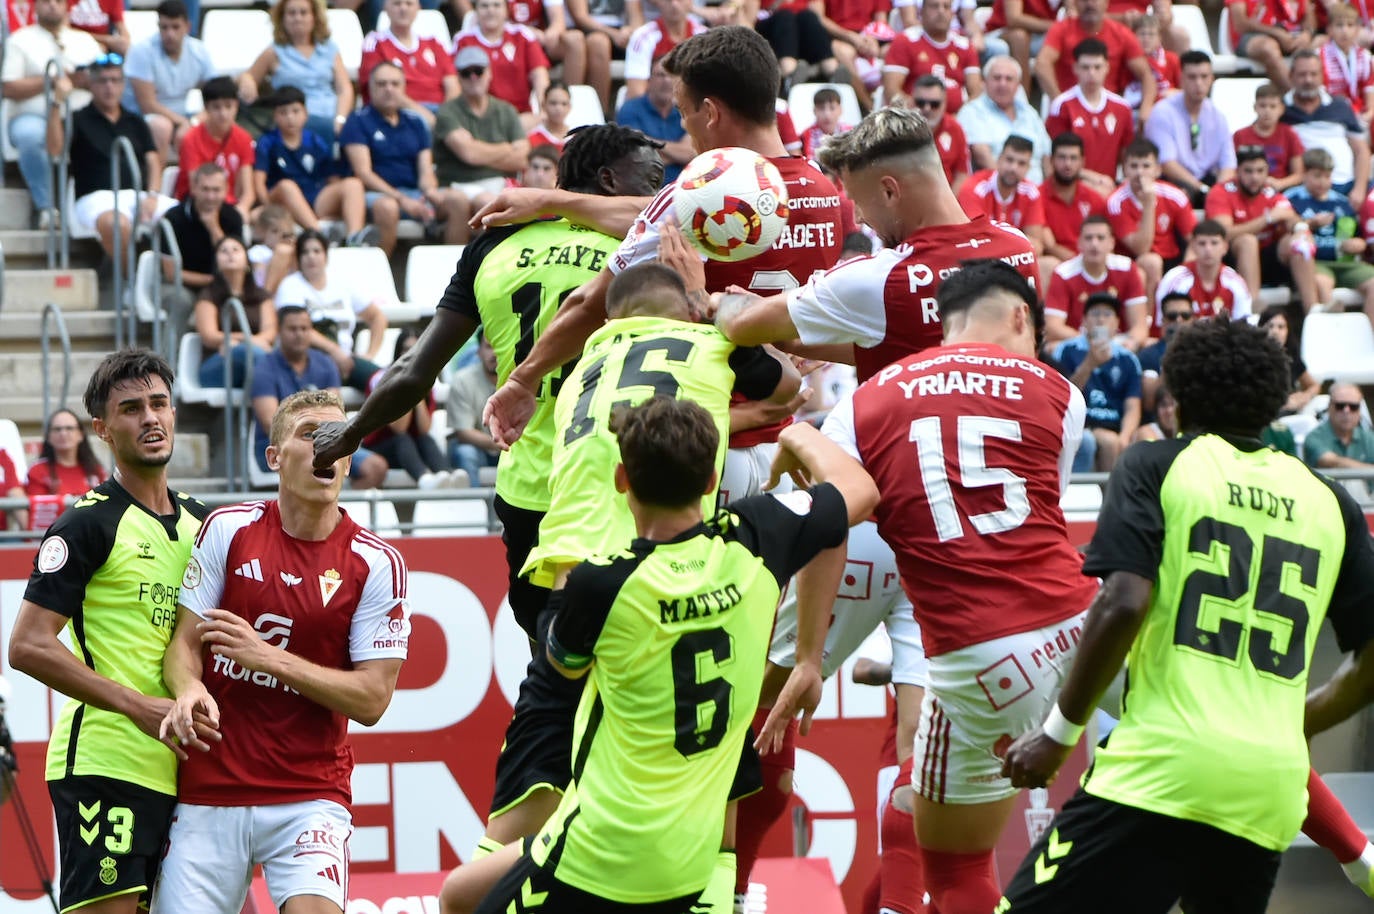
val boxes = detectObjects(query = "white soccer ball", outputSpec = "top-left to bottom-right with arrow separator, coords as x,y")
673,147 -> 790,262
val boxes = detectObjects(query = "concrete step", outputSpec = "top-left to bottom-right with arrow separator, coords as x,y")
2,268 -> 100,312
0,230 -> 101,267
0,350 -> 111,403
0,308 -> 118,343
0,188 -> 34,230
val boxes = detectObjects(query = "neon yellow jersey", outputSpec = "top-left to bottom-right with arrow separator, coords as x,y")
24,481 -> 208,795
1082,434 -> 1374,850
537,486 -> 849,901
440,219 -> 619,512
523,316 -> 782,588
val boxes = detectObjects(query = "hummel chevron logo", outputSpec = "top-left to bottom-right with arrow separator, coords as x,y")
1034,828 -> 1073,884
234,559 -> 264,581
280,571 -> 302,587
79,801 -> 100,845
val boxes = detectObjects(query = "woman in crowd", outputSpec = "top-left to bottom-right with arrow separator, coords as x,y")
238,0 -> 353,141
1259,306 -> 1322,415
24,410 -> 109,530
195,236 -> 278,388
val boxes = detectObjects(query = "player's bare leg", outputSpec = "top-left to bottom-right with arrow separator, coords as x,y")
484,787 -> 563,846
439,841 -> 525,914
1229,233 -> 1261,297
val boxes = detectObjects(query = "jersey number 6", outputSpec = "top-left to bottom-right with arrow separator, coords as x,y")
671,628 -> 733,758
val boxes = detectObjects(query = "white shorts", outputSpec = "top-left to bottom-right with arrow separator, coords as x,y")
447,176 -> 508,199
768,519 -> 928,687
151,799 -> 353,914
913,611 -> 1088,805
72,189 -> 177,236
720,441 -> 790,505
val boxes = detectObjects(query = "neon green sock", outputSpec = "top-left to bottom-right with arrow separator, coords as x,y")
471,835 -> 504,860
697,849 -> 737,913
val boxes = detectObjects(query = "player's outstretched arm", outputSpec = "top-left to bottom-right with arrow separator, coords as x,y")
766,422 -> 879,525
469,187 -> 653,239
8,599 -> 194,760
1306,645 -> 1374,738
1002,571 -> 1153,789
314,309 -> 478,469
715,291 -> 801,347
160,605 -> 222,754
197,609 -> 403,725
485,270 -> 613,447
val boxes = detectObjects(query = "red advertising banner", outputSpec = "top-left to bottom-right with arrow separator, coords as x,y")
0,524 -> 1113,913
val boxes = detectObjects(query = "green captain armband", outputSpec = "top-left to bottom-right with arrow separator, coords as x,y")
547,623 -> 593,671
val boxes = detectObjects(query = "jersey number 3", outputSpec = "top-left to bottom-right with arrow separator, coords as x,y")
671,628 -> 732,758
1175,518 -> 1317,680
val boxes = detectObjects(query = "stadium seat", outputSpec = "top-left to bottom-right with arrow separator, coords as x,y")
1299,312 -> 1374,385
125,10 -> 159,46
175,332 -> 247,408
376,9 -> 452,45
477,465 -> 498,486
404,244 -> 463,312
340,498 -> 401,536
327,9 -> 365,80
787,83 -> 863,134
1213,9 -> 1265,75
614,84 -> 628,117
245,435 -> 279,489
354,326 -> 403,368
565,84 -> 606,129
325,246 -> 406,319
1060,483 -> 1103,514
1,101 -> 17,164
1171,4 -> 1211,55
133,250 -> 168,325
0,419 -> 27,478
1331,288 -> 1365,310
160,165 -> 179,200
64,181 -> 99,241
1257,287 -> 1292,309
1210,77 -> 1266,136
412,496 -> 492,537
1276,413 -> 1319,453
202,10 -> 273,77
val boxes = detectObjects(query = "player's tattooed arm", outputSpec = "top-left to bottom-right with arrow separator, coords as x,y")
1003,571 -> 1152,789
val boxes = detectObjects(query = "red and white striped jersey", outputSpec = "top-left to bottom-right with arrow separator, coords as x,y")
1106,180 -> 1197,260
451,24 -> 550,113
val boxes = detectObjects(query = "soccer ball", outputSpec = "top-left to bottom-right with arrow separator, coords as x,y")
674,147 -> 790,262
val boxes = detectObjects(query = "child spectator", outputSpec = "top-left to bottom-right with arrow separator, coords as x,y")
1107,137 -> 1197,304
1124,13 -> 1178,109
253,87 -> 376,247
1155,219 -> 1254,324
1044,37 -> 1135,196
1052,292 -> 1143,471
174,76 -> 256,216
1233,82 -> 1305,192
521,143 -> 559,188
248,205 -> 296,293
1320,3 -> 1374,127
801,87 -> 852,160
1286,146 -> 1374,316
526,81 -> 571,150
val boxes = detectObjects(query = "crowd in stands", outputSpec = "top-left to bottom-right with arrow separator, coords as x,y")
4,0 -> 1374,498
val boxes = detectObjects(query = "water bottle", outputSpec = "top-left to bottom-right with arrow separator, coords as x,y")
1337,215 -> 1358,263
1292,222 -> 1316,261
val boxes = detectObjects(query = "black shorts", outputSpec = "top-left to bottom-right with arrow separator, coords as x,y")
730,735 -> 763,803
997,788 -> 1281,914
473,840 -> 706,914
494,495 -> 551,641
48,775 -> 177,913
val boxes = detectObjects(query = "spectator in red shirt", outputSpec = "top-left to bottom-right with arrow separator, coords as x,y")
24,409 -> 108,527
1041,131 -> 1109,260
623,0 -> 706,99
1045,37 -> 1134,196
1228,0 -> 1315,90
494,0 -> 588,95
1321,3 -> 1374,127
882,0 -> 982,112
0,446 -> 26,533
983,0 -> 1063,90
911,73 -> 970,192
174,76 -> 255,216
1233,81 -> 1305,192
1155,219 -> 1255,323
69,0 -> 129,54
526,81 -> 570,148
1124,13 -> 1179,109
957,134 -> 1051,277
1036,0 -> 1155,118
452,0 -> 551,129
1107,137 -> 1198,304
1045,213 -> 1149,348
1205,145 -> 1313,302
360,0 -> 458,123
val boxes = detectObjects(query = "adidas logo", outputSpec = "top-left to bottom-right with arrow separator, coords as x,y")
234,558 -> 264,582
316,864 -> 341,886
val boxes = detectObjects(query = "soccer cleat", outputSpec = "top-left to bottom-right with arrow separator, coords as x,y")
1341,842 -> 1374,897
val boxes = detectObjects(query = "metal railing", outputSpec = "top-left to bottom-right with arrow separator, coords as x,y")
220,296 -> 255,494
150,220 -> 183,362
0,239 -> 7,315
1,13 -> 8,189
39,302 -> 72,421
110,136 -> 143,349
43,58 -> 63,269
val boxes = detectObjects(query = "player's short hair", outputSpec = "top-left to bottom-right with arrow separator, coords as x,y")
270,389 -> 346,448
1124,138 -> 1159,162
937,259 -> 1043,344
1084,291 -> 1120,316
1193,218 -> 1227,239
913,74 -> 945,92
1080,213 -> 1113,235
1235,144 -> 1268,168
813,87 -> 841,108
1163,318 -> 1289,437
661,26 -> 779,128
606,262 -> 689,319
1303,147 -> 1335,172
613,396 -> 719,509
816,106 -> 936,175
1072,37 -> 1108,61
1001,134 -> 1034,157
201,75 -> 238,103
1255,81 -> 1284,101
272,85 -> 307,109
1179,50 -> 1212,70
1051,131 -> 1085,153
557,124 -> 663,195
841,231 -> 874,258
84,349 -> 175,419
1330,2 -> 1360,24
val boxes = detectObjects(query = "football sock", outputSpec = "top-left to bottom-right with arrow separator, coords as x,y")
878,794 -> 925,914
920,848 -> 998,914
1341,844 -> 1374,897
699,849 -> 737,914
471,835 -> 503,861
734,761 -> 793,893
1303,768 -> 1366,863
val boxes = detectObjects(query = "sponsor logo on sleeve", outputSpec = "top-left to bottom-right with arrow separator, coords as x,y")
373,603 -> 411,650
37,536 -> 69,573
182,556 -> 202,590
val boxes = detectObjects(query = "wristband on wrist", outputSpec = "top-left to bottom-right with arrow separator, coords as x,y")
1042,704 -> 1084,747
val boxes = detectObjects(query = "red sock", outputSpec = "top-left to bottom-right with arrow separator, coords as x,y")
878,788 -> 924,913
1303,768 -> 1367,863
860,866 -> 882,914
919,848 -> 999,914
735,710 -> 798,893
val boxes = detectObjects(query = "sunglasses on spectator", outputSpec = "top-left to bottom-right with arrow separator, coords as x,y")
91,52 -> 124,67
459,67 -> 487,79
913,98 -> 943,109
1162,311 -> 1193,322
1332,401 -> 1363,412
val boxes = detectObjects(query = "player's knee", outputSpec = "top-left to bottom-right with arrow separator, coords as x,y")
439,867 -> 483,914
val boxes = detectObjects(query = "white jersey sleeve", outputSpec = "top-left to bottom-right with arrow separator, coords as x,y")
347,529 -> 411,662
1058,382 -> 1087,497
821,390 -> 862,461
610,184 -> 681,275
786,251 -> 895,348
180,503 -> 266,618
1222,268 -> 1254,323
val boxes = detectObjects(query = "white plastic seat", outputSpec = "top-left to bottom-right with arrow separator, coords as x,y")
125,10 -> 159,46
160,165 -> 180,199
246,434 -> 279,489
412,496 -> 488,537
375,9 -> 452,44
65,180 -> 99,240
133,250 -> 168,324
1,100 -> 17,163
1213,8 -> 1265,75
614,84 -> 628,116
354,326 -> 403,368
1331,288 -> 1365,310
565,84 -> 606,129
340,498 -> 401,536
1299,312 -> 1374,385
176,332 -> 247,407
405,244 -> 463,313
787,82 -> 863,134
1060,483 -> 1103,514
203,10 -> 273,77
1171,4 -> 1211,56
327,9 -> 365,79
1210,77 -> 1266,136
0,419 -> 28,479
